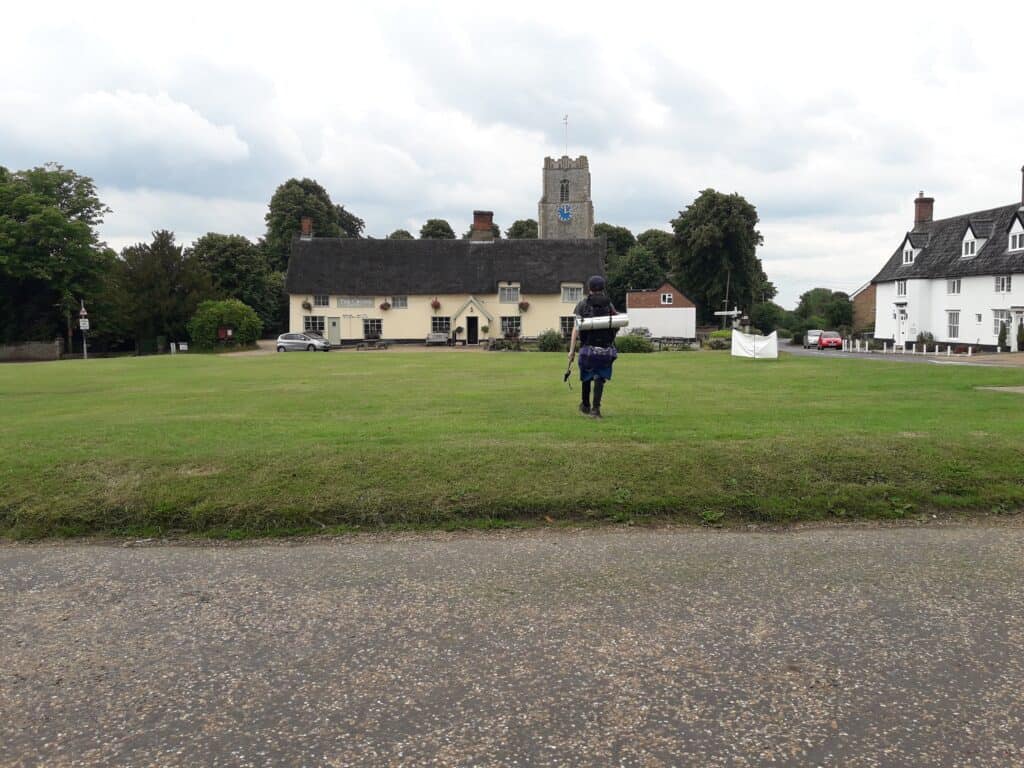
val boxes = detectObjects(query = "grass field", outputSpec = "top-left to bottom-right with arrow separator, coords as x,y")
3,349 -> 1024,538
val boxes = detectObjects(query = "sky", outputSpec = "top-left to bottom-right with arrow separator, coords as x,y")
2,0 -> 1022,308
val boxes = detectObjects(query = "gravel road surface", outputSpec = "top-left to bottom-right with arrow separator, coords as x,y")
3,524 -> 1023,767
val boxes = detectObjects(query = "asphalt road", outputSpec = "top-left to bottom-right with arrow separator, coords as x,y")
3,524 -> 1024,767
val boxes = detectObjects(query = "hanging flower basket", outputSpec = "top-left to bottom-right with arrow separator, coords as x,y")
518,300 -> 530,312
379,301 -> 391,311
301,300 -> 313,311
430,298 -> 441,311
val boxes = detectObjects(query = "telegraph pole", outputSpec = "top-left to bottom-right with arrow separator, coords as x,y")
79,300 -> 89,360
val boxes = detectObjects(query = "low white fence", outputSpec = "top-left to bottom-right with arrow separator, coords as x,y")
840,339 -> 974,357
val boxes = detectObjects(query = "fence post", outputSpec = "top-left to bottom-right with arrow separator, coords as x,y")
968,346 -> 972,357
947,345 -> 951,356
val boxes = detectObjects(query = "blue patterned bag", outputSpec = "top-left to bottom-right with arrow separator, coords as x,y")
578,344 -> 618,368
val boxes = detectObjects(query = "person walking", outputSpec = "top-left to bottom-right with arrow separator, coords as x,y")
567,275 -> 619,419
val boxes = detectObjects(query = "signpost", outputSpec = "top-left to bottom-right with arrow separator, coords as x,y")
79,301 -> 89,360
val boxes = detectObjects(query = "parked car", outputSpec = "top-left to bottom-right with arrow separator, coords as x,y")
276,332 -> 331,352
817,331 -> 843,350
803,329 -> 823,349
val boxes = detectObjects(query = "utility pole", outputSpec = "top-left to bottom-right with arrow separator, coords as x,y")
79,300 -> 89,360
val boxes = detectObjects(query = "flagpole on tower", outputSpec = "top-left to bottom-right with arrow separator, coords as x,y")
563,114 -> 568,156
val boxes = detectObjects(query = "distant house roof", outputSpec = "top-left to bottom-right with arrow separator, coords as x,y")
626,281 -> 696,309
873,203 -> 1024,283
285,237 -> 605,295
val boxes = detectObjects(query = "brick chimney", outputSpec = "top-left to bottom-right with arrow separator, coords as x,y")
300,216 -> 313,240
914,191 -> 934,228
470,210 -> 494,242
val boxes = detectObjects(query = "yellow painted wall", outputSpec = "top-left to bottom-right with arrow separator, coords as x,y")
288,287 -> 583,342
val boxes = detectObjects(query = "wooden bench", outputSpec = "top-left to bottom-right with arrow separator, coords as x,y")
425,332 -> 448,346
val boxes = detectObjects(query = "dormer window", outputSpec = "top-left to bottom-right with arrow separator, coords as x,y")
559,179 -> 570,203
903,248 -> 914,264
963,239 -> 976,257
661,292 -> 673,305
1010,219 -> 1024,251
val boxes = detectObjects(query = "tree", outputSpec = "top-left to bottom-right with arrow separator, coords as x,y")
122,230 -> 213,349
749,301 -> 789,334
187,299 -> 263,349
671,189 -> 765,324
0,163 -> 113,346
636,229 -> 675,274
998,321 -> 1008,351
188,233 -> 281,333
593,223 -> 636,270
263,178 -> 363,271
387,229 -> 414,240
606,245 -> 666,308
795,288 -> 851,329
462,223 -> 502,239
419,219 -> 456,239
505,219 -> 538,239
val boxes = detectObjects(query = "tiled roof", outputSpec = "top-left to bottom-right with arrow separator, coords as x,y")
285,237 -> 605,295
873,204 -> 1024,282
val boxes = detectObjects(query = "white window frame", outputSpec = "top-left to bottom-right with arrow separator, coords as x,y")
500,316 -> 522,337
561,284 -> 584,303
338,296 -> 374,308
993,310 -> 1011,336
947,278 -> 961,294
1011,233 -> 1023,251
313,294 -> 330,307
431,316 -> 451,334
903,248 -> 914,264
947,310 -> 960,339
661,292 -> 674,305
995,275 -> 1012,293
963,239 -> 976,257
363,318 -> 382,338
499,285 -> 521,303
303,316 -> 325,333
559,179 -> 570,203
390,296 -> 408,309
896,279 -> 907,297
560,316 -> 575,338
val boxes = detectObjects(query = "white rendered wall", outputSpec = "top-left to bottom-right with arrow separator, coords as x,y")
627,307 -> 696,338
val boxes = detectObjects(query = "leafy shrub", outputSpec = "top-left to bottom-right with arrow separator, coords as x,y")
998,322 -> 1008,350
1017,322 -> 1024,352
537,329 -> 565,352
792,331 -> 804,345
707,337 -> 731,350
775,328 -> 792,339
187,299 -> 262,349
710,329 -> 732,339
615,334 -> 654,353
916,331 -> 935,346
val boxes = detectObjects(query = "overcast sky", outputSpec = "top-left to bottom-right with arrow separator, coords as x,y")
3,0 -> 1022,307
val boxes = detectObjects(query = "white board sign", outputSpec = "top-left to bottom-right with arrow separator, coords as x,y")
79,318 -> 90,331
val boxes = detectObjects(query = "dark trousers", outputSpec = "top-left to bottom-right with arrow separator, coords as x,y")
581,378 -> 605,409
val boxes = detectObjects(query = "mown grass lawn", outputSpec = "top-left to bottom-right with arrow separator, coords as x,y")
3,349 -> 1024,538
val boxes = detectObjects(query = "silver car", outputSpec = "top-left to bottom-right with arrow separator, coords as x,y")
803,329 -> 823,349
276,332 -> 331,352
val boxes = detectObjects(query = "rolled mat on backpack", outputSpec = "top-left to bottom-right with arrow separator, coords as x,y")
576,314 -> 630,331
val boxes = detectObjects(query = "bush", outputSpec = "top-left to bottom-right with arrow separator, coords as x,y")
776,328 -> 793,339
792,331 -> 804,346
537,329 -> 565,352
707,337 -> 731,350
710,329 -> 732,339
615,335 -> 654,353
186,299 -> 262,349
1017,322 -> 1024,352
916,331 -> 935,346
998,322 -> 1008,351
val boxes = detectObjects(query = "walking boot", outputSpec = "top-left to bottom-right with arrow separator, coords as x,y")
579,402 -> 591,416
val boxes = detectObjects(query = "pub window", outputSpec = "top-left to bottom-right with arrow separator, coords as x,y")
560,316 -> 576,338
390,296 -> 408,309
561,285 -> 583,303
303,316 -> 325,333
363,318 -> 382,338
431,316 -> 451,334
313,294 -> 329,307
501,316 -> 521,336
499,285 -> 520,303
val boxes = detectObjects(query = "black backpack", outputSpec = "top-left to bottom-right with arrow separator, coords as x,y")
579,294 -> 618,347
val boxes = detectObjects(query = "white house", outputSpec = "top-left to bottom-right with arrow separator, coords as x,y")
625,282 -> 697,339
872,171 -> 1024,349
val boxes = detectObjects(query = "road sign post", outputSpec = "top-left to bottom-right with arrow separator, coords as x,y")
79,301 -> 89,360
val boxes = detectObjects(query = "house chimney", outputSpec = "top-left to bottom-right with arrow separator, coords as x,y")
470,210 -> 494,242
300,216 -> 313,240
914,191 -> 934,228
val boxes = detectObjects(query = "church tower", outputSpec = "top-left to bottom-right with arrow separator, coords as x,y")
538,155 -> 594,239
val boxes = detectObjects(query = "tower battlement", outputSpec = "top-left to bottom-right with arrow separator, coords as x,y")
543,155 -> 589,171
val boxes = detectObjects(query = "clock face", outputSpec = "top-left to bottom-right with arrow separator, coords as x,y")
557,204 -> 573,222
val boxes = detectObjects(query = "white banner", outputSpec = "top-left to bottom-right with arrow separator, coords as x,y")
731,330 -> 778,359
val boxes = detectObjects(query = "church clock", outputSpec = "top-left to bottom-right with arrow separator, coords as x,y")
557,204 -> 573,222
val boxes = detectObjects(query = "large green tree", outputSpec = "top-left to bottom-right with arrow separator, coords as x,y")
188,233 -> 282,333
122,230 -> 213,348
795,288 -> 852,329
419,219 -> 456,239
593,223 -> 636,270
263,178 -> 363,271
505,219 -> 538,239
462,223 -> 502,239
607,245 -> 666,308
636,229 -> 675,274
671,189 -> 766,324
387,229 -> 414,240
0,163 -> 113,345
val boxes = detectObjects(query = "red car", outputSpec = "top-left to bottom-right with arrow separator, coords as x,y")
817,331 -> 843,350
